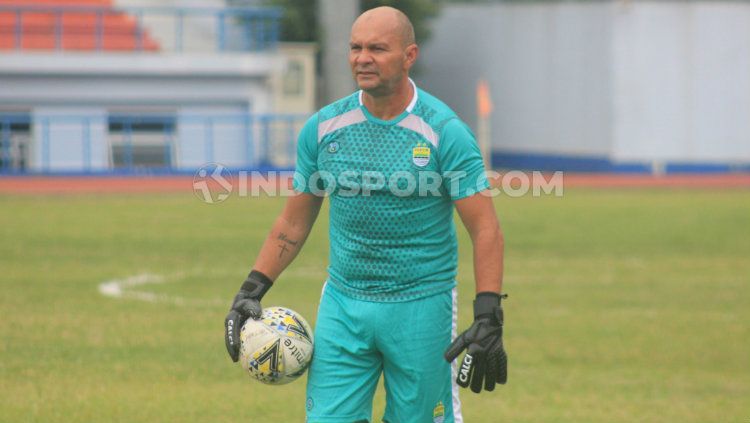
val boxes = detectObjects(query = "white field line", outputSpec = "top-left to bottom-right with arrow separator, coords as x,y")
98,273 -> 225,306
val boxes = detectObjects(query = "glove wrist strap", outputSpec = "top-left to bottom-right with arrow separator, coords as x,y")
240,270 -> 273,300
474,291 -> 507,322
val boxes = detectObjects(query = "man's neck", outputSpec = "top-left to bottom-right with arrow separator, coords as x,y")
361,78 -> 414,121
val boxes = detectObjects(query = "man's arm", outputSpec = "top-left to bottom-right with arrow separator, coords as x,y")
445,190 -> 507,392
252,192 -> 324,280
224,192 -> 322,362
454,191 -> 504,295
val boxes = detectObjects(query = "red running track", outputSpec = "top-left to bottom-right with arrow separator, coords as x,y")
0,173 -> 749,194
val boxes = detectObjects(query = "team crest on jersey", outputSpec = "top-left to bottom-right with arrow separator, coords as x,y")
433,401 -> 445,423
327,141 -> 339,154
412,142 -> 431,167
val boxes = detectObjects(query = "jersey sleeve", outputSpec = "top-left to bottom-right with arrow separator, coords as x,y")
292,114 -> 319,194
437,118 -> 490,201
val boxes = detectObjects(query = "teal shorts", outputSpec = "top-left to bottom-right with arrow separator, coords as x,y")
305,283 -> 463,423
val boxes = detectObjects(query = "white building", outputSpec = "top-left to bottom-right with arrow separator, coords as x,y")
0,1 -> 315,173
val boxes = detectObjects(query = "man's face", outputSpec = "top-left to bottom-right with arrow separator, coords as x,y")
349,18 -> 414,96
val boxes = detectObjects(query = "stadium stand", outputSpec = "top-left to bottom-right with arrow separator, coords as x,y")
0,0 -> 159,51
0,2 -> 315,174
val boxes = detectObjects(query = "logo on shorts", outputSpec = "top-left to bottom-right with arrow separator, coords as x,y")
306,396 -> 314,411
412,142 -> 430,167
433,401 -> 445,423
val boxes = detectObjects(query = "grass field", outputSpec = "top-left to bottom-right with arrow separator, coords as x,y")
1,187 -> 749,422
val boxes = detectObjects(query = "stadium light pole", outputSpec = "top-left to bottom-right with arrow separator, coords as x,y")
318,0 -> 359,105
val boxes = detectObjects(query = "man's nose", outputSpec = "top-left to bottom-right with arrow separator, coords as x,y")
355,51 -> 373,65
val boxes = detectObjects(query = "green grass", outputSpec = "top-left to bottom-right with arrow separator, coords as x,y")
1,188 -> 749,422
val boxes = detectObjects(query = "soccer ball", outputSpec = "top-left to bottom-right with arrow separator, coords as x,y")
239,306 -> 314,385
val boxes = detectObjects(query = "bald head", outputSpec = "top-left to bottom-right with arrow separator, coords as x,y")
349,6 -> 419,98
353,6 -> 416,48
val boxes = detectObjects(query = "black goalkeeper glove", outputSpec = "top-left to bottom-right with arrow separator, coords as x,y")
444,292 -> 507,393
224,270 -> 273,362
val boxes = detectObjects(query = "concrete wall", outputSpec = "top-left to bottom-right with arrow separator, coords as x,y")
421,2 -> 613,157
420,1 -> 750,169
0,53 -> 279,108
0,52 -> 282,171
611,1 -> 750,163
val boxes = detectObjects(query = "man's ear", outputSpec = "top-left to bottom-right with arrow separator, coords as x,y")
404,44 -> 419,70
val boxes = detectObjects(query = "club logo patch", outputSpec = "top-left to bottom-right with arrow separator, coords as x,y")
412,142 -> 430,167
433,401 -> 445,423
327,142 -> 339,154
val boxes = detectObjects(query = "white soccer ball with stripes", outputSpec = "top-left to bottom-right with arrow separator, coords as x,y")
239,306 -> 314,385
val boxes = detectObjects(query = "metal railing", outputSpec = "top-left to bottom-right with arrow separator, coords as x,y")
0,113 -> 307,174
0,5 -> 281,52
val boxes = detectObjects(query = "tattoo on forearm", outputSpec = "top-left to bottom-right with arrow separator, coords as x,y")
278,243 -> 290,258
277,233 -> 298,258
278,233 -> 299,246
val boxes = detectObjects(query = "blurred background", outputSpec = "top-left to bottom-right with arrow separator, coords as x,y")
2,0 -> 748,175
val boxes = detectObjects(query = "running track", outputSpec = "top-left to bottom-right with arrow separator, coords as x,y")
1,173 -> 749,194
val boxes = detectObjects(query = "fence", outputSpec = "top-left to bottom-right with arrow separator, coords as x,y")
0,4 -> 281,52
0,113 -> 307,174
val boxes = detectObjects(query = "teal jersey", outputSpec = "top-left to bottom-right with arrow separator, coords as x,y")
294,81 -> 489,302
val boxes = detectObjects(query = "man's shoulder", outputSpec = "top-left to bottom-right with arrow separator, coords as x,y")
317,92 -> 361,122
413,88 -> 463,132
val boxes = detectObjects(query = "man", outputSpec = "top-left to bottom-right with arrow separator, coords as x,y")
225,6 -> 507,423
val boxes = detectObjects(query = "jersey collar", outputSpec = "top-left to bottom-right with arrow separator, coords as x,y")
357,77 -> 418,114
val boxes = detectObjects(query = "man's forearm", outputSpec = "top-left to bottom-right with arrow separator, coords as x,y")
454,193 -> 505,295
252,215 -> 313,281
472,227 -> 504,294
